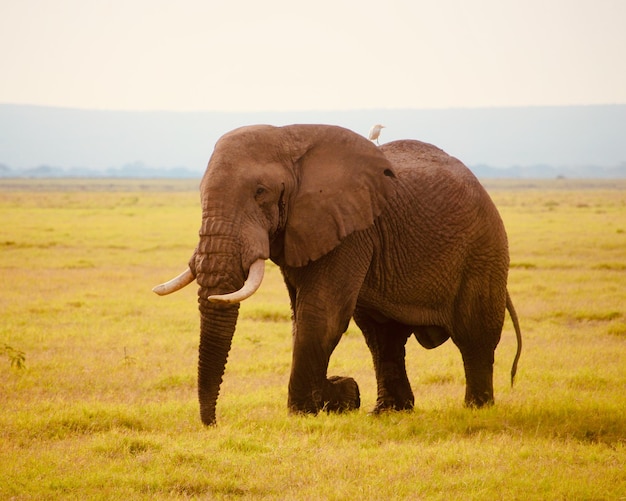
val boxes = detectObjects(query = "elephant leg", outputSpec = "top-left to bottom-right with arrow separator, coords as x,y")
354,308 -> 414,413
458,347 -> 496,407
284,242 -> 370,415
287,307 -> 360,414
452,287 -> 504,408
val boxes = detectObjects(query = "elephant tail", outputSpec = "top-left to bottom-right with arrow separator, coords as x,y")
506,290 -> 522,387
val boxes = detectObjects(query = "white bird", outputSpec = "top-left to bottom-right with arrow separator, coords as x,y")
368,124 -> 385,145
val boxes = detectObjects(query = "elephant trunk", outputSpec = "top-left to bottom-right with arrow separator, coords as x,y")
193,236 -> 244,425
194,247 -> 243,425
197,303 -> 239,426
152,259 -> 262,425
153,206 -> 269,424
192,215 -> 268,425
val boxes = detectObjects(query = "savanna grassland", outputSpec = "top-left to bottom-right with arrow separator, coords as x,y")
1,178 -> 625,500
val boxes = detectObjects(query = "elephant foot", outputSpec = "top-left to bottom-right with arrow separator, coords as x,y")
288,377 -> 360,415
462,370 -> 495,408
461,349 -> 495,408
369,396 -> 414,415
368,380 -> 414,415
323,376 -> 361,413
464,391 -> 494,408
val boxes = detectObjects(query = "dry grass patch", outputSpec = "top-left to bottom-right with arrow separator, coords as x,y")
1,178 -> 625,500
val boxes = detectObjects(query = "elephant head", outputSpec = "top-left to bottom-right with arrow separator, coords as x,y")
154,124 -> 396,425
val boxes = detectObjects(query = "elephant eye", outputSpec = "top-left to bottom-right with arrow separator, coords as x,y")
255,186 -> 267,197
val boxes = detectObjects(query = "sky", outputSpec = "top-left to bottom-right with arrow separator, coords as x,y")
1,0 -> 625,112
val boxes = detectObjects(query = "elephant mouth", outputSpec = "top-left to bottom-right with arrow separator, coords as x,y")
207,259 -> 265,303
153,258 -> 266,304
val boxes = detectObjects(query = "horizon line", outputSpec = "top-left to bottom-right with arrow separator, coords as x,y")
2,102 -> 625,114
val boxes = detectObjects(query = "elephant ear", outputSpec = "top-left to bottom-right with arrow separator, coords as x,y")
284,126 -> 397,267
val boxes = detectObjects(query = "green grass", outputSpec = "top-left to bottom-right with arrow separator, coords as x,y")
1,178 -> 625,500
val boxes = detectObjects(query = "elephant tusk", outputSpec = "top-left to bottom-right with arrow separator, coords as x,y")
208,259 -> 265,304
152,268 -> 195,296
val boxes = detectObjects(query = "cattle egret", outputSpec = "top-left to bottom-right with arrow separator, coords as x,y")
368,124 -> 385,144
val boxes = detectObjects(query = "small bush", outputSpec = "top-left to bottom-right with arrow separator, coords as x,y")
2,344 -> 25,370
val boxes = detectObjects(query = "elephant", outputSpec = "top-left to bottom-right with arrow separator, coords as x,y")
153,124 -> 522,426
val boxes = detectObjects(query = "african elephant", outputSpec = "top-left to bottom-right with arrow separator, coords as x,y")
153,124 -> 522,426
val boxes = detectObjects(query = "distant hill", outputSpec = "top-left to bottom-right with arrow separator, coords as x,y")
1,104 -> 625,178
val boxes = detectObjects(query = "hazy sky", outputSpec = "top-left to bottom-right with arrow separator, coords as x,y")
1,0 -> 625,112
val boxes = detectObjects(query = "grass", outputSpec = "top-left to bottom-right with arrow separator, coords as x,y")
1,178 -> 625,500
